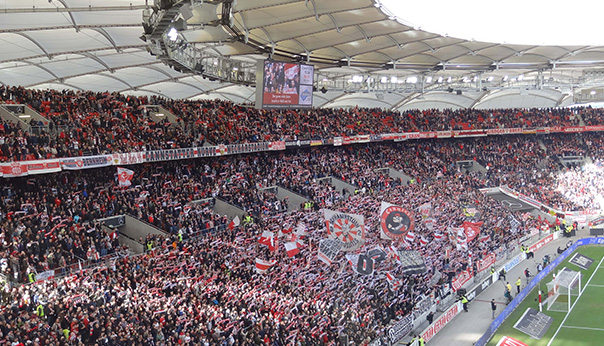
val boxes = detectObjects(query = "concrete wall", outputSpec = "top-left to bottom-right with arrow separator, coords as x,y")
0,105 -> 28,131
317,176 -> 358,195
143,105 -> 179,124
375,167 -> 412,185
456,160 -> 487,174
212,198 -> 247,219
121,214 -> 167,243
118,234 -> 145,254
261,186 -> 308,212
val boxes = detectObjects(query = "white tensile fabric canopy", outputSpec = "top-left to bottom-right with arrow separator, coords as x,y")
1,0 -> 604,110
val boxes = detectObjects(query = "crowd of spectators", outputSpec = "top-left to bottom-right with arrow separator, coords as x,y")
0,135 -> 555,345
0,84 -> 603,345
0,85 -> 598,162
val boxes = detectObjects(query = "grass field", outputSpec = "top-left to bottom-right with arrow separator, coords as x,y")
487,245 -> 604,346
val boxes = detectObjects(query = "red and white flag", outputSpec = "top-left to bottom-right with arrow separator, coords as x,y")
386,272 -> 402,290
117,167 -> 134,187
284,242 -> 299,257
433,232 -> 444,241
462,221 -> 483,242
405,231 -> 415,243
258,231 -> 276,251
419,236 -> 428,246
255,258 -> 277,274
479,233 -> 490,243
228,216 -> 240,230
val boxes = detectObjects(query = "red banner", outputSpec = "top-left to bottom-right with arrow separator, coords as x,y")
477,253 -> 496,273
463,221 -> 483,242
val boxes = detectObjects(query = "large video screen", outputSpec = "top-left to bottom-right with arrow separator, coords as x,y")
255,60 -> 314,109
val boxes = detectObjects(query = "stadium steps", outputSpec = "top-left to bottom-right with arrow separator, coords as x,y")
121,214 -> 170,253
374,167 -> 413,185
207,197 -> 246,220
259,185 -> 309,212
141,105 -> 179,125
456,160 -> 487,174
317,176 -> 359,196
0,104 -> 50,133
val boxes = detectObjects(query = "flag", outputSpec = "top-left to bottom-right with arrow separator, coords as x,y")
228,216 -> 240,230
323,209 -> 365,251
479,233 -> 490,243
462,221 -> 483,242
508,215 -> 521,233
386,272 -> 402,290
379,201 -> 414,240
284,242 -> 299,257
258,231 -> 276,251
433,232 -> 444,241
282,227 -> 293,234
318,239 -> 342,265
405,231 -> 415,243
255,258 -> 277,273
387,245 -> 400,263
424,218 -> 436,231
117,167 -> 134,187
419,236 -> 428,246
419,202 -> 432,219
345,254 -> 360,274
456,228 -> 468,250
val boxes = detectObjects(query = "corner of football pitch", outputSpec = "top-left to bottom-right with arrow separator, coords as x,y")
486,245 -> 604,346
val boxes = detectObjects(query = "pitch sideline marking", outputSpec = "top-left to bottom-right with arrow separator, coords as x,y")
547,255 -> 604,346
561,325 -> 604,332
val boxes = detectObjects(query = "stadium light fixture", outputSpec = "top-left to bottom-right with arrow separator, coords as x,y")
406,76 -> 418,83
487,76 -> 494,82
391,76 -> 398,83
437,76 -> 443,83
381,76 -> 388,83
447,76 -> 452,83
518,74 -> 525,81
503,75 -> 509,81
425,76 -> 433,83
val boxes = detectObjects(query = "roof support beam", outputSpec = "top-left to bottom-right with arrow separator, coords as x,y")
0,24 -> 140,34
79,52 -> 113,72
22,61 -> 61,81
1,4 -> 149,14
56,0 -> 79,32
356,25 -> 371,43
327,14 -> 341,33
13,32 -> 51,59
305,0 -> 320,21
102,74 -> 133,89
91,28 -> 121,53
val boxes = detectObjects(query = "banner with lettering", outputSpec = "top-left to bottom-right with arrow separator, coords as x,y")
324,209 -> 365,251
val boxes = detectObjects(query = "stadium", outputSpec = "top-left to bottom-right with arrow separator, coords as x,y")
2,0 -> 604,345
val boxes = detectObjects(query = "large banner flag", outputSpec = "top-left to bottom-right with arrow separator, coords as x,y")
379,202 -> 415,241
317,238 -> 343,265
386,272 -> 403,291
462,221 -> 483,242
259,231 -> 277,251
324,209 -> 365,251
463,204 -> 480,218
424,217 -> 436,231
228,216 -> 240,230
397,250 -> 427,275
117,167 -> 134,187
419,202 -> 432,219
284,242 -> 299,257
255,258 -> 277,274
508,214 -> 521,233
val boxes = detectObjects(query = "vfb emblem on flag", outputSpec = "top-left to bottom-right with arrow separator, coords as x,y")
326,213 -> 364,251
380,206 -> 415,240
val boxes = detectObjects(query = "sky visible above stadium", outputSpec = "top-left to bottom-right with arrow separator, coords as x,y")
380,0 -> 604,46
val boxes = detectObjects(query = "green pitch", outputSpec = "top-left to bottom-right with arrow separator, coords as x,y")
486,246 -> 604,346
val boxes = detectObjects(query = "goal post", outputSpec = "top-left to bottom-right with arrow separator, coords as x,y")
546,268 -> 582,312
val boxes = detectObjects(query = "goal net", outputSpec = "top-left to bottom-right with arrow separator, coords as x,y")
546,268 -> 582,312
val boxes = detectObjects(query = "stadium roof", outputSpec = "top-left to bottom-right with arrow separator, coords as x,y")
2,0 -> 604,110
